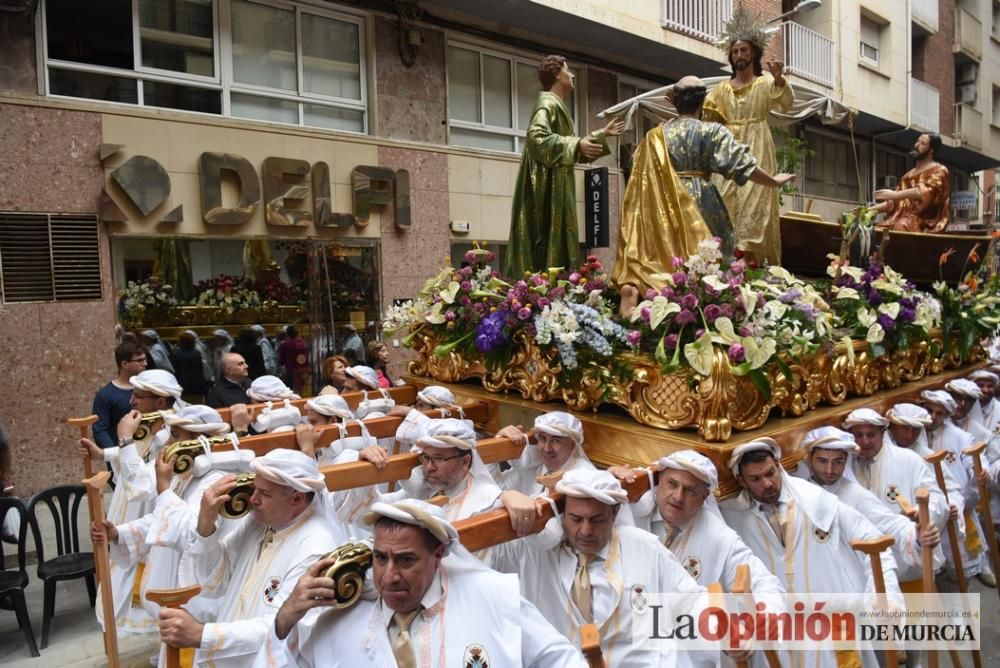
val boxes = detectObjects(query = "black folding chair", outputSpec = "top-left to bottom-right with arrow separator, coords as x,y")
0,496 -> 39,657
26,485 -> 95,649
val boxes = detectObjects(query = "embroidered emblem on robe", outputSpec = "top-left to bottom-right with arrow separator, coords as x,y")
464,643 -> 490,668
886,484 -> 899,501
630,583 -> 649,613
683,557 -> 702,579
814,528 -> 831,543
263,576 -> 282,603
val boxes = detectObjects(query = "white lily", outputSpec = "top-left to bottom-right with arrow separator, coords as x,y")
648,296 -> 681,330
684,332 -> 716,376
871,277 -> 903,295
768,266 -> 796,283
425,301 -> 447,324
866,323 -> 885,343
739,285 -> 758,317
702,275 -> 729,292
712,317 -> 742,345
877,302 -> 900,319
857,308 -> 877,328
833,287 -> 861,300
743,336 -> 777,370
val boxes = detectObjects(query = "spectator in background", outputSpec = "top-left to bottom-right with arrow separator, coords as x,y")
141,329 -> 175,374
211,329 -> 234,382
232,328 -> 267,380
173,331 -> 208,402
320,354 -> 349,393
339,324 -> 365,365
278,325 -> 309,395
251,324 -> 278,375
184,329 -> 214,386
92,341 -> 147,448
367,340 -> 392,388
206,353 -> 250,408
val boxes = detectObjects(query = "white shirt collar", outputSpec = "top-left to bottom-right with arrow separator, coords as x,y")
379,570 -> 443,630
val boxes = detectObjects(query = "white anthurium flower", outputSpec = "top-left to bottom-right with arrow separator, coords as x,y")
857,308 -> 877,328
743,336 -> 777,370
871,277 -> 903,295
834,286 -> 861,301
764,300 -> 789,321
877,302 -> 900,319
882,265 -> 905,284
648,296 -> 682,330
684,332 -> 716,376
840,265 -> 865,282
712,317 -> 742,345
815,313 -> 833,337
630,299 -> 653,323
768,266 -> 797,283
441,281 -> 461,304
425,301 -> 447,324
866,323 -> 885,343
739,285 -> 758,317
932,280 -> 948,295
702,274 -> 729,292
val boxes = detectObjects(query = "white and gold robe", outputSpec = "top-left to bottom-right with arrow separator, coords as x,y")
496,445 -> 596,496
188,502 -> 338,667
849,442 -> 949,533
488,524 -> 705,667
253,563 -> 588,668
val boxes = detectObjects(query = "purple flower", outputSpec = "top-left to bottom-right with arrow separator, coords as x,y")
626,330 -> 642,346
739,325 -> 754,337
877,314 -> 896,333
866,290 -> 883,306
730,261 -> 745,274
718,304 -> 734,318
460,296 -> 472,307
779,288 -> 802,304
475,311 -> 509,352
672,256 -> 685,269
569,272 -> 581,284
464,251 -> 476,264
640,306 -> 652,323
458,266 -> 473,278
445,310 -> 456,322
515,280 -> 528,290
675,309 -> 696,326
704,304 -> 722,321
460,280 -> 471,291
664,334 -> 679,350
660,287 -> 675,299
537,297 -> 550,308
728,344 -> 746,363
531,275 -> 545,287
673,272 -> 688,287
728,277 -> 742,289
681,293 -> 699,310
695,328 -> 705,339
645,288 -> 657,300
517,307 -> 532,320
486,251 -> 496,262
900,307 -> 916,322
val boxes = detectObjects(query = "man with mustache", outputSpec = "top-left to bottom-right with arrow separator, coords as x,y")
703,5 -> 794,266
872,132 -> 950,232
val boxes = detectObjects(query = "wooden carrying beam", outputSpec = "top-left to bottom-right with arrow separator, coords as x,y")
82,471 -> 120,668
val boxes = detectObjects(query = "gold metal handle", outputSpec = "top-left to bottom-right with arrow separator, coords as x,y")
220,472 -> 256,518
319,542 -> 373,609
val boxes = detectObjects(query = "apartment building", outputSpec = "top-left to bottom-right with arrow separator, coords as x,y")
0,0 -> 998,493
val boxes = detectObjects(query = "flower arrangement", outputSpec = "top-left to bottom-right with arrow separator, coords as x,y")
250,276 -> 303,305
826,255 -> 941,357
627,239 -> 832,391
118,277 -> 178,324
933,244 -> 1000,359
194,274 -> 262,314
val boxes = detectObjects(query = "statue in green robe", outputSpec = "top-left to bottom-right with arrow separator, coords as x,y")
504,55 -> 624,278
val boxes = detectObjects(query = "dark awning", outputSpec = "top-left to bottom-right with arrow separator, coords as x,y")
874,127 -> 1000,174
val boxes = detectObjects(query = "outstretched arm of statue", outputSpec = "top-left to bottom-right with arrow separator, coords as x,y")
748,168 -> 796,189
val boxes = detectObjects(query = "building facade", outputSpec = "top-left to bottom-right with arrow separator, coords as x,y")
1,0 -> 998,494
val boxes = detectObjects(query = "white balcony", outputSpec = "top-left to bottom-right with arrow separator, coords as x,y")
954,8 -> 982,61
783,22 -> 835,88
911,0 -> 938,33
910,77 -> 939,133
956,103 -> 983,151
662,0 -> 732,43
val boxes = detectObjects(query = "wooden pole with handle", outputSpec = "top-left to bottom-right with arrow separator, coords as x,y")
916,487 -> 939,668
580,622 -> 605,668
727,564 -> 782,668
964,441 -> 1000,604
850,535 -> 897,668
67,415 -> 98,479
146,585 -> 201,668
924,450 -> 969,593
81,470 -> 120,668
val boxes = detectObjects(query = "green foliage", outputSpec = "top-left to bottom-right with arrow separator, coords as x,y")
772,127 -> 815,205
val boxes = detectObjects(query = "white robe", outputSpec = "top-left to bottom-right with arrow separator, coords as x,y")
385,469 -> 502,524
97,427 -> 169,636
253,562 -> 588,668
721,475 -> 902,668
188,503 -> 338,667
488,524 -> 705,668
848,442 -> 949,532
969,397 -> 1000,434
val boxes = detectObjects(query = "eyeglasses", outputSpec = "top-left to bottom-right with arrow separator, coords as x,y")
417,453 -> 467,466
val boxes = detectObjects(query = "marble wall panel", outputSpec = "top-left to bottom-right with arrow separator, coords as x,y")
374,16 -> 447,145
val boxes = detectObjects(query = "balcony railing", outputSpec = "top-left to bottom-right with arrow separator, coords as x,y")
954,8 -> 983,61
662,0 -> 733,43
910,77 -> 939,133
956,103 -> 983,151
783,22 -> 834,88
912,0 -> 938,33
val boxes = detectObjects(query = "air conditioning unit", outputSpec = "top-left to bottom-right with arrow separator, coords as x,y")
876,176 -> 897,190
957,83 -> 977,105
957,63 -> 978,85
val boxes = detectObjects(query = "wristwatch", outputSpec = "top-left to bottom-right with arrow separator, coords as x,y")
118,436 -> 134,448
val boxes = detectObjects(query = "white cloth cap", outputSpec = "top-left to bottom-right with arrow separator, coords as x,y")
415,418 -> 477,451
251,448 -> 326,493
969,369 -> 999,383
212,329 -> 233,343
842,408 -> 889,430
192,450 -> 254,477
345,365 -> 380,390
799,426 -> 859,454
534,411 -> 584,446
727,438 -> 782,476
885,403 -> 932,428
416,386 -> 456,408
251,400 -> 302,434
162,405 -> 230,435
306,394 -> 354,420
247,375 -> 300,402
946,378 -> 982,399
130,370 -> 185,402
921,390 -> 957,414
250,324 -> 266,334
363,499 -> 459,554
656,450 -> 718,489
555,468 -> 628,506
